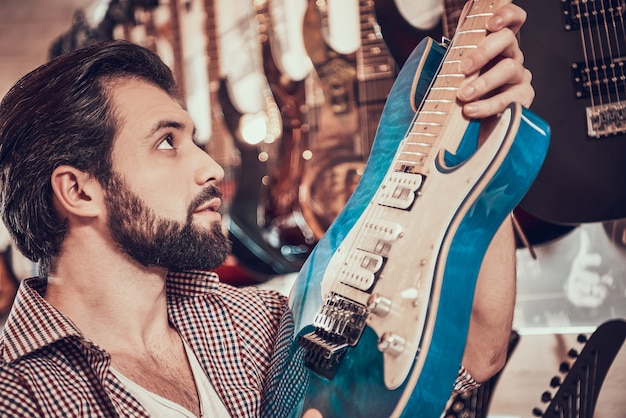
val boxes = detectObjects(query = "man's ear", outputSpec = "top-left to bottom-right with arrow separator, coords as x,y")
50,165 -> 103,218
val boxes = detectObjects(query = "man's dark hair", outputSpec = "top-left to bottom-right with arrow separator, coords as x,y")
0,40 -> 178,276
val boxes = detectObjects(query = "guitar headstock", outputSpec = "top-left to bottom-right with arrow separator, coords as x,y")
532,319 -> 626,418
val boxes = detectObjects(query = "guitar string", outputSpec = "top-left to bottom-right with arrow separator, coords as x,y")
609,0 -> 626,107
591,0 -> 611,108
580,0 -> 603,110
598,0 -> 623,105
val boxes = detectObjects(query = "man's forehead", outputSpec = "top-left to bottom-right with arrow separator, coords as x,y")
110,79 -> 189,132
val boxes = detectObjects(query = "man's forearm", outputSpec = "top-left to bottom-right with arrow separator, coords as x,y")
462,216 -> 517,382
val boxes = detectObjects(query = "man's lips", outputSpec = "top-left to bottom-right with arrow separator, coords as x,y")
194,197 -> 222,214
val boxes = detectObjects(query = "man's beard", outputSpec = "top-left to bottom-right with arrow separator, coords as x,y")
104,174 -> 231,272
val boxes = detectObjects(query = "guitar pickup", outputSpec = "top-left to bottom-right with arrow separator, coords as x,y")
571,56 -> 626,99
378,171 -> 424,209
339,249 -> 385,292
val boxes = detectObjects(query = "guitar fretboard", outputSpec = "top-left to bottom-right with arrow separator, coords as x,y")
393,0 -> 501,175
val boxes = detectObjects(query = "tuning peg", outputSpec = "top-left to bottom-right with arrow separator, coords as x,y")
541,390 -> 552,403
567,348 -> 579,358
577,333 -> 588,343
532,407 -> 544,416
559,361 -> 570,372
550,376 -> 561,387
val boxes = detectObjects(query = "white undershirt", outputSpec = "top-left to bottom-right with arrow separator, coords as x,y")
112,342 -> 231,418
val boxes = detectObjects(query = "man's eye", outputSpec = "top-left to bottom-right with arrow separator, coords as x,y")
157,135 -> 175,150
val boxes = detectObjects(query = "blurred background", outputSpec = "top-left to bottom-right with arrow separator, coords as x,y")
0,0 -> 94,98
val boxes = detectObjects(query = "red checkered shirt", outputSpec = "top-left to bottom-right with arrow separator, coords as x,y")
0,271 -> 478,417
0,271 -> 287,417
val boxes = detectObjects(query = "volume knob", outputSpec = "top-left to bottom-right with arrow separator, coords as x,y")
378,332 -> 406,356
368,294 -> 392,317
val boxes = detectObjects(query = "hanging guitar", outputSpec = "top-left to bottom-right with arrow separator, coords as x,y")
215,1 -> 300,282
531,318 -> 626,418
297,0 -> 397,240
249,0 -> 317,274
517,0 -> 626,224
261,1 -> 550,416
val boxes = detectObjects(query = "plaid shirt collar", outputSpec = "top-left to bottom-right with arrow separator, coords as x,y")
0,270 -> 220,364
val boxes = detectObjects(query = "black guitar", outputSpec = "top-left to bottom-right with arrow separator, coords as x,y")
532,318 -> 626,418
517,0 -> 626,224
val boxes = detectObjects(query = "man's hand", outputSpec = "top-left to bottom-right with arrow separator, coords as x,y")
457,3 -> 534,118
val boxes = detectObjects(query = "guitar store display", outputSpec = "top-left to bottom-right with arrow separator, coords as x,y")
54,0 -> 625,281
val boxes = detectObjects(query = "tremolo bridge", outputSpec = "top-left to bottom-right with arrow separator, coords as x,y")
299,293 -> 369,380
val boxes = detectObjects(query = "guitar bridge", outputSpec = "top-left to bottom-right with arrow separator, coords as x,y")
586,102 -> 626,137
298,293 -> 368,380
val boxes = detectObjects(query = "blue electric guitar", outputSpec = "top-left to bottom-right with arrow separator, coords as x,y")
262,1 -> 550,417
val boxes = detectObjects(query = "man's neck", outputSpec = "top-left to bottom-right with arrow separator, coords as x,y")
45,252 -> 171,353
46,255 -> 201,416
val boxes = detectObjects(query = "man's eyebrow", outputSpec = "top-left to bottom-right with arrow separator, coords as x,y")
146,119 -> 191,137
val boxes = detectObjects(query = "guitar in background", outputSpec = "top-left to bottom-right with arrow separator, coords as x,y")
517,0 -> 626,225
374,0 -> 465,66
298,0 -> 397,239
532,318 -> 626,418
256,0 -> 318,270
217,0 -> 302,282
228,0 -> 399,278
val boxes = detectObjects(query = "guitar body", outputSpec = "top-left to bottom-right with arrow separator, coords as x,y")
262,29 -> 550,418
219,78 -> 303,280
298,0 -> 364,239
517,0 -> 626,224
257,0 -> 318,267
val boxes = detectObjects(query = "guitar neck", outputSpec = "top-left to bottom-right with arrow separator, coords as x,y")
391,0 -> 498,176
356,0 -> 397,151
